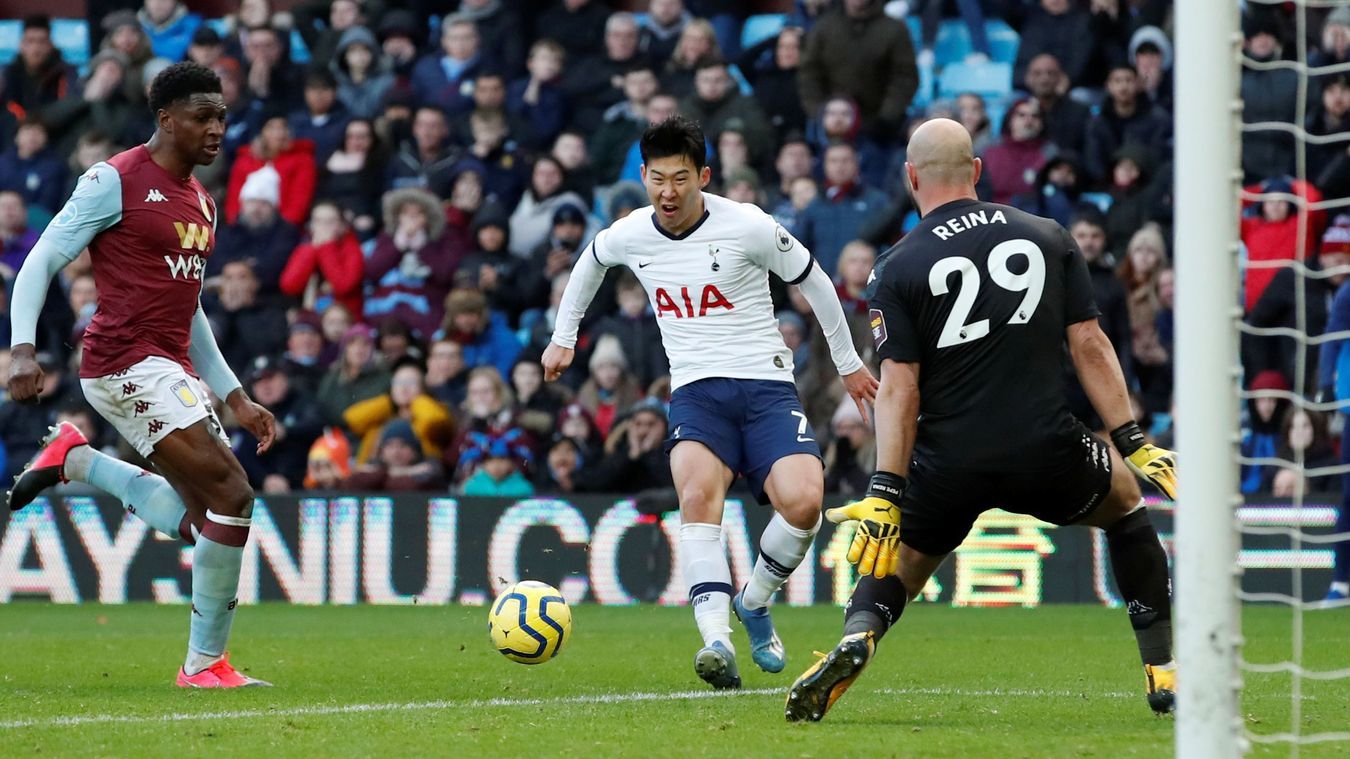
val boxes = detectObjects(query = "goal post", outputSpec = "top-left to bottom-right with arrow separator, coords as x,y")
1174,0 -> 1244,755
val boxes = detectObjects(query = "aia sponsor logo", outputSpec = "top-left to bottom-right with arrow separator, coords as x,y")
654,285 -> 733,318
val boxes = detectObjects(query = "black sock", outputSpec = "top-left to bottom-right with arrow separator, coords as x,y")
843,574 -> 908,641
1106,508 -> 1174,665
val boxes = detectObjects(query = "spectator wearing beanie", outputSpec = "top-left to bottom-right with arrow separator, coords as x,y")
365,188 -> 460,341
210,164 -> 301,295
576,334 -> 642,439
100,11 -> 154,105
347,418 -> 448,492
317,324 -> 390,427
1241,369 -> 1292,494
456,200 -> 534,324
304,428 -> 353,489
583,399 -> 674,493
344,359 -> 455,465
457,428 -> 536,496
280,310 -> 329,396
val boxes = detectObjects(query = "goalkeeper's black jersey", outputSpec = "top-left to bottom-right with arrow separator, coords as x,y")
867,198 -> 1101,471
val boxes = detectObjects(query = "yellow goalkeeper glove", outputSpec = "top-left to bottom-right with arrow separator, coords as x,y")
1111,421 -> 1178,500
825,472 -> 905,579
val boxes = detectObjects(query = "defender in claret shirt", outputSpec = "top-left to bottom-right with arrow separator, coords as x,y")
7,62 -> 276,688
785,119 -> 1180,722
543,117 -> 878,689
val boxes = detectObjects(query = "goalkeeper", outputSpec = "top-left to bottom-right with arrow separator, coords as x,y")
785,119 -> 1179,723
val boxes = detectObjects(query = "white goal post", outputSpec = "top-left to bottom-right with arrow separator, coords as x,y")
1174,0 -> 1244,755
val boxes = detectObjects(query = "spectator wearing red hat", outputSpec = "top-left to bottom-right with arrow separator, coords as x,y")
1241,369 -> 1292,494
304,428 -> 353,489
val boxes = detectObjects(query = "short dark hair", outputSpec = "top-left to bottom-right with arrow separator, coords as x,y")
148,61 -> 222,114
22,15 -> 51,33
304,66 -> 338,90
640,115 -> 706,171
1070,206 -> 1107,232
693,55 -> 728,74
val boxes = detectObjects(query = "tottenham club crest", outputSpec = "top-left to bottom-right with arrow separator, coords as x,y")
708,244 -> 720,271
775,225 -> 793,252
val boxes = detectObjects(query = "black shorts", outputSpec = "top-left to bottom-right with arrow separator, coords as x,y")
900,424 -> 1114,556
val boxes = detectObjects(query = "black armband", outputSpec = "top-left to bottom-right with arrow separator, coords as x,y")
867,471 -> 908,503
1110,420 -> 1146,457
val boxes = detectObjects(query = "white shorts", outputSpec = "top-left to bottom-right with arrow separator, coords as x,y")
80,355 -> 229,458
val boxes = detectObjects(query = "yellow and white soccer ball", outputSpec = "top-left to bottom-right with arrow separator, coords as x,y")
488,580 -> 572,664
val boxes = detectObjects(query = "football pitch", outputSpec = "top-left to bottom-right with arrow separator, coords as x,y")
1,604 -> 1346,757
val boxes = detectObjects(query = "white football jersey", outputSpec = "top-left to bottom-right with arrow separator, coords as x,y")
590,193 -> 813,390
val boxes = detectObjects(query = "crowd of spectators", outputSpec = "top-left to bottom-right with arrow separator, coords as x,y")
0,0 -> 1342,499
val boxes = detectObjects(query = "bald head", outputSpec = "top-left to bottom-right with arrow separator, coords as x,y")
907,118 -> 976,185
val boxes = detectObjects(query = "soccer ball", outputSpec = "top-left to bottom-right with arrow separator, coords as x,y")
488,580 -> 572,664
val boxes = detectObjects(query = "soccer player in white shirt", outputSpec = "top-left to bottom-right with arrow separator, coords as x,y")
543,117 -> 878,688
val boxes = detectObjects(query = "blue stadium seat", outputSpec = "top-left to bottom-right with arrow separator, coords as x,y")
290,29 -> 310,64
937,60 -> 1012,100
933,21 -> 972,67
740,14 -> 786,51
0,20 -> 20,66
727,63 -> 753,96
51,19 -> 89,67
985,20 -> 1019,66
910,57 -> 935,112
985,96 -> 1010,136
906,17 -> 922,52
1080,192 -> 1113,213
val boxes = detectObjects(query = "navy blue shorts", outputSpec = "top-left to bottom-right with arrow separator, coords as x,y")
664,378 -> 821,505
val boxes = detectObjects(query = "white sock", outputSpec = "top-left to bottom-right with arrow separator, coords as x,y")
184,650 -> 224,675
1332,581 -> 1350,595
680,522 -> 733,651
741,513 -> 820,611
63,444 -> 95,482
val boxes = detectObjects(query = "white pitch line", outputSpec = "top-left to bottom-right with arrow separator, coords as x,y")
0,685 -> 1160,731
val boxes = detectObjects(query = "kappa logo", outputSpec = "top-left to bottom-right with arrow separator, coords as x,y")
121,382 -> 139,397
147,419 -> 166,435
145,189 -> 168,203
133,400 -> 152,415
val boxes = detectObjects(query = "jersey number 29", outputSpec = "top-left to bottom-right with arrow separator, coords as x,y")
927,238 -> 1045,349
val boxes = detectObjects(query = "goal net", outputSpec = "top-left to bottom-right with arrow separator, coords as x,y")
1179,0 -> 1350,754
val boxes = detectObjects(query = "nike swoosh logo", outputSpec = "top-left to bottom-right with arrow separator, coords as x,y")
638,261 -> 653,268
797,435 -> 813,443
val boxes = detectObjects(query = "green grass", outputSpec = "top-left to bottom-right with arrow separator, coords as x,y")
0,604 -> 1346,757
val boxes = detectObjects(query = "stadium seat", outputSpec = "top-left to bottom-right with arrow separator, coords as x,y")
1081,192 -> 1113,213
290,29 -> 310,64
985,96 -> 1010,135
740,14 -> 786,51
937,60 -> 1012,100
933,21 -> 973,67
0,20 -> 20,66
906,17 -> 922,52
985,20 -> 1019,66
727,63 -> 753,96
910,57 -> 935,112
51,19 -> 89,67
